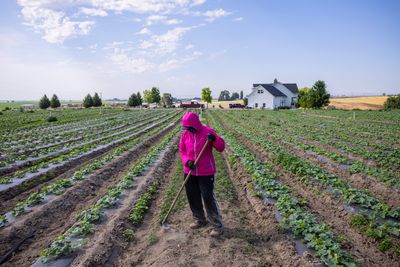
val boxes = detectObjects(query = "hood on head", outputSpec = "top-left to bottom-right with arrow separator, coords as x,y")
182,112 -> 203,131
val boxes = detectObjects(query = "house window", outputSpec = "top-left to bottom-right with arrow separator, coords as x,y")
263,103 -> 266,108
257,90 -> 263,94
255,103 -> 258,108
281,100 -> 285,106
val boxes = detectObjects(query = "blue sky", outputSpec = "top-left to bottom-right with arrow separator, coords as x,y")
0,0 -> 399,100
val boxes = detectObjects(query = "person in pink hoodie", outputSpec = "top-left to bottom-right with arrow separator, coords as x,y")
179,112 -> 225,237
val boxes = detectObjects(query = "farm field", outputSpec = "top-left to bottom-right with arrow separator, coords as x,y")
329,96 -> 389,110
0,108 -> 399,267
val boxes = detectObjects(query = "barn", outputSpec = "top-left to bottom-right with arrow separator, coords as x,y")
247,80 -> 299,109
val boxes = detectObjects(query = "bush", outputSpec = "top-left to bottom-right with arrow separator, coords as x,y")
39,95 -> 51,109
47,116 -> 58,122
83,94 -> 94,108
383,94 -> 400,109
0,111 -> 3,115
50,94 -> 61,108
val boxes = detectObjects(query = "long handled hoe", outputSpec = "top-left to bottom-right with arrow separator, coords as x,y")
161,140 -> 211,229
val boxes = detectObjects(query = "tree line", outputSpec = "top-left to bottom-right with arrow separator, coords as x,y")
217,90 -> 244,101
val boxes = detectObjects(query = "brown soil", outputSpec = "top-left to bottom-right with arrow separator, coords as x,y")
229,129 -> 399,267
0,123 -> 177,267
0,118 -> 172,205
223,112 -> 400,207
110,150 -> 316,266
270,135 -> 400,207
70,136 -> 180,267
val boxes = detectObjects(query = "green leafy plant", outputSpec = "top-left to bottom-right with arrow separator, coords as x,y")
122,229 -> 135,242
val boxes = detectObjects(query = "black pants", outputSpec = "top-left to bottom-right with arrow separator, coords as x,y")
184,173 -> 223,228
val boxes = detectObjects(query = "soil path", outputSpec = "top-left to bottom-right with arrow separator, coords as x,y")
113,152 -> 316,267
0,124 -> 177,267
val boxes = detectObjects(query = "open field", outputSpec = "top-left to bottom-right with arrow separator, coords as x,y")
0,108 -> 399,267
329,96 -> 389,110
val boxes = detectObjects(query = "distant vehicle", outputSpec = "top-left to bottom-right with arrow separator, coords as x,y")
229,103 -> 245,109
180,101 -> 204,109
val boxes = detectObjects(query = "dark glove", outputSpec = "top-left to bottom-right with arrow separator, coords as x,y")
186,160 -> 197,170
207,133 -> 216,142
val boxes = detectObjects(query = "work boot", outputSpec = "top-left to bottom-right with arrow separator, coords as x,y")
189,221 -> 207,229
210,228 -> 223,237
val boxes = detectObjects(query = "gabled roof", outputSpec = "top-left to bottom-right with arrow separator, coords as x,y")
282,83 -> 299,94
253,83 -> 299,95
253,84 -> 287,97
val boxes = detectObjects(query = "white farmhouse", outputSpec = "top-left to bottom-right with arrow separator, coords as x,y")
247,80 -> 299,109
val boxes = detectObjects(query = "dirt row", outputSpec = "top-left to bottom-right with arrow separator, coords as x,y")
0,116 -> 178,211
0,121 -> 178,267
218,120 -> 399,267
222,112 -> 400,207
100,149 -> 317,266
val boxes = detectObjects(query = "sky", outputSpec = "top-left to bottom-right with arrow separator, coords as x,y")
0,0 -> 399,100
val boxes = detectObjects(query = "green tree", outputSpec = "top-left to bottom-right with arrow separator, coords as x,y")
136,92 -> 143,106
240,90 -> 243,99
309,80 -> 330,108
83,94 -> 94,108
50,94 -> 61,108
151,87 -> 161,103
143,90 -> 153,103
231,92 -> 240,100
297,87 -> 312,108
160,93 -> 173,108
383,94 -> 400,109
218,90 -> 230,101
39,94 -> 51,109
92,92 -> 102,107
243,97 -> 248,106
201,87 -> 212,109
128,93 -> 139,107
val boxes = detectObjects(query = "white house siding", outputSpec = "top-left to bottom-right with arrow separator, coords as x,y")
247,86 -> 274,109
273,96 -> 287,108
273,83 -> 297,106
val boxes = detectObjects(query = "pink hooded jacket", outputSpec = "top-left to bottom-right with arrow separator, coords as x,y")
179,112 -> 225,176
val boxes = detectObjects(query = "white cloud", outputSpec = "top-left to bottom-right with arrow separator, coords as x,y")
110,48 -> 154,73
17,1 -> 95,44
145,15 -> 167,25
136,27 -> 152,35
233,17 -> 243,22
159,50 -> 202,72
90,0 -> 206,13
166,19 -> 182,25
152,26 -> 192,54
191,0 -> 206,6
145,15 -> 182,26
78,7 -> 108,17
185,44 -> 194,50
203,8 -> 232,22
139,40 -> 153,49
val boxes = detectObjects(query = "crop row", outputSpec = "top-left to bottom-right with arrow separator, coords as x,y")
221,111 -> 400,189
0,112 -> 179,188
208,112 -> 357,266
0,111 -> 167,165
0,108 -> 123,134
0,110 -> 164,166
38,125 -> 179,263
213,111 -> 400,257
0,117 -> 178,228
0,110 -> 155,152
1,113 -> 176,183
